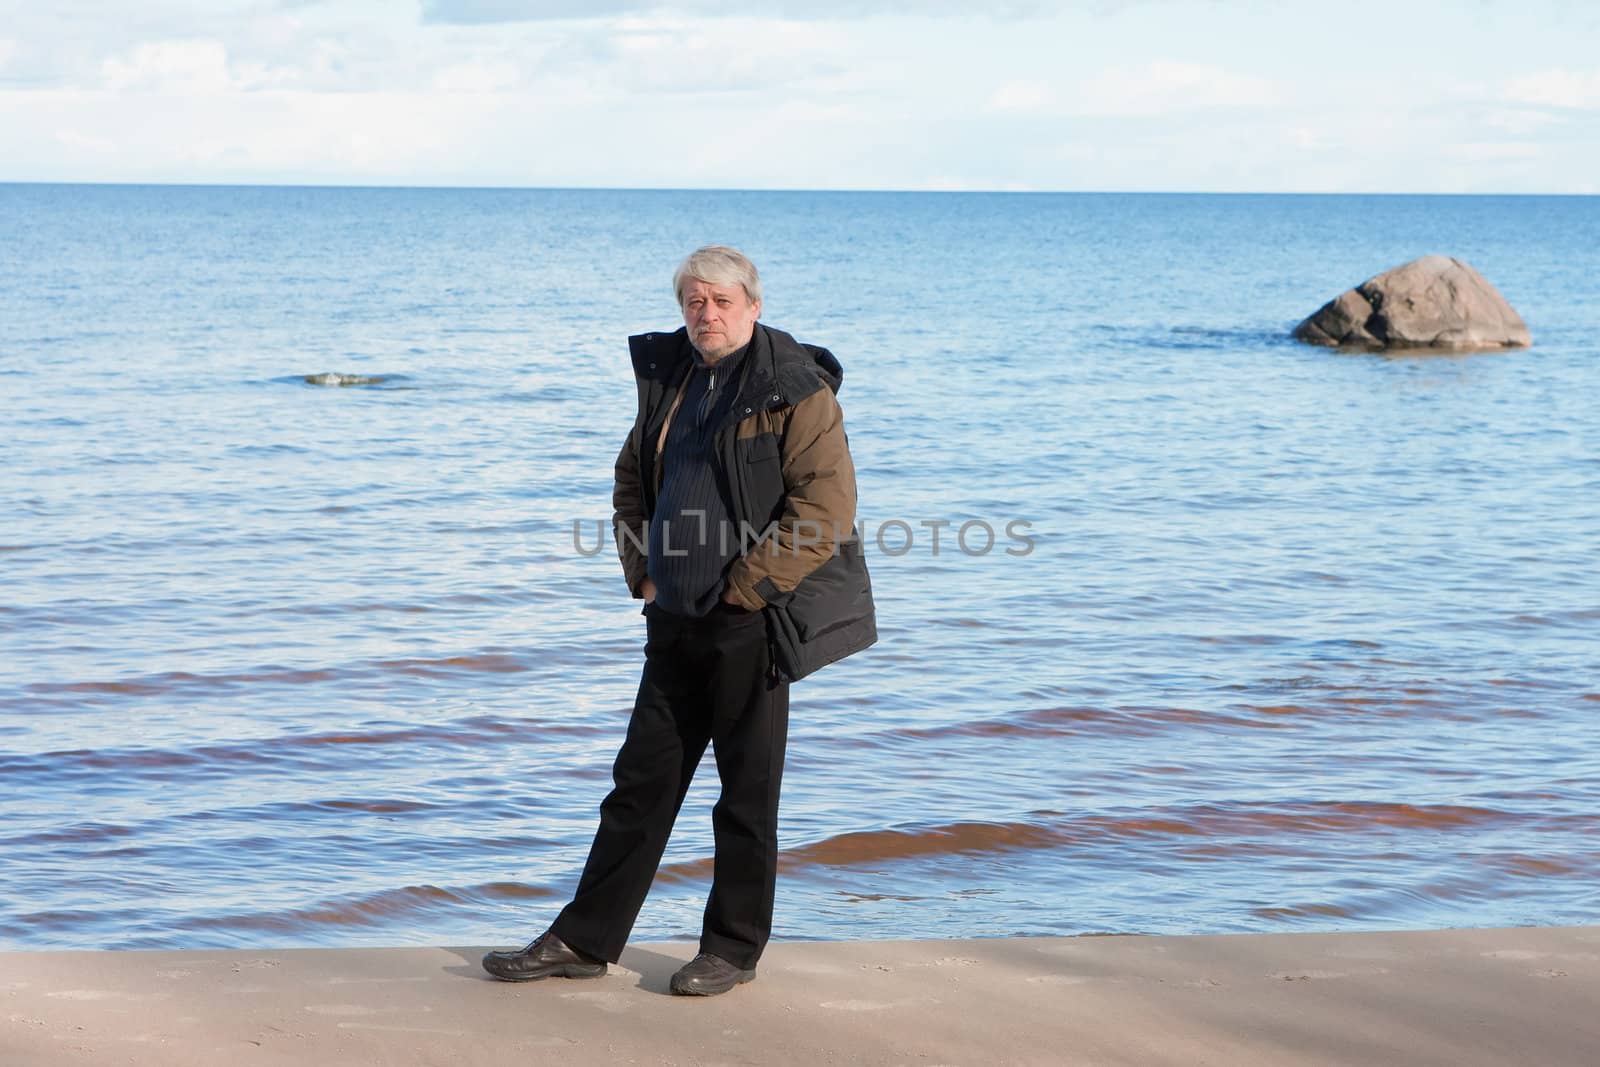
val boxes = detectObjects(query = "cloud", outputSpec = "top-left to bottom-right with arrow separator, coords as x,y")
419,0 -> 1041,23
1503,68 -> 1600,110
1288,126 -> 1320,150
94,36 -> 362,94
987,61 -> 1279,121
919,174 -> 1036,192
421,0 -> 633,21
54,126 -> 115,154
1074,60 -> 1278,117
1448,140 -> 1541,162
431,59 -> 523,93
988,80 -> 1052,114
8,84 -> 482,181
593,17 -> 853,94
2,2 -> 1594,193
4,4 -> 435,93
100,40 -> 234,92
1482,108 -> 1560,135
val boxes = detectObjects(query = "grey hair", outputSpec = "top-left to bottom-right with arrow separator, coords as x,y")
673,245 -> 762,307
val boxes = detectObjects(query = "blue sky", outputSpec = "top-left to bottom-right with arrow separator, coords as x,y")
2,0 -> 1598,192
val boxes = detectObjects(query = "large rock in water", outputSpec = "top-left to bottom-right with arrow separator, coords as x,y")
1293,255 -> 1530,352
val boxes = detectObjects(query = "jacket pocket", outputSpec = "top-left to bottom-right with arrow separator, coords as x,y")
764,538 -> 877,682
783,540 -> 874,640
736,431 -> 786,526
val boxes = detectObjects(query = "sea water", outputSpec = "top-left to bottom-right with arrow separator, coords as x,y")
1,185 -> 1596,948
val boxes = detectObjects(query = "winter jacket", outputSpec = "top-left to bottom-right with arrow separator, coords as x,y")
613,322 -> 877,681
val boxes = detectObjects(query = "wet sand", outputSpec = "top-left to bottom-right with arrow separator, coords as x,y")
3,925 -> 1596,1066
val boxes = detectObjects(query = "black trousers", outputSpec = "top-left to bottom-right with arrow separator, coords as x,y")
550,601 -> 790,970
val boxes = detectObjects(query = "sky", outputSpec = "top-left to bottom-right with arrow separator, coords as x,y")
2,0 -> 1599,192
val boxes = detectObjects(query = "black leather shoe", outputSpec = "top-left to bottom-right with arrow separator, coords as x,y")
669,952 -> 756,996
482,930 -> 607,982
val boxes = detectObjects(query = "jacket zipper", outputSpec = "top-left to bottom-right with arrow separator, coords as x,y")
697,367 -> 717,433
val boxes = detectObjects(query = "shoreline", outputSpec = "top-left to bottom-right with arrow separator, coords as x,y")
3,924 -> 1597,1065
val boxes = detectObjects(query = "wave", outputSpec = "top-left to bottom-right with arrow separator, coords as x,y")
651,801 -> 1580,883
855,676 -> 1555,747
180,881 -> 555,934
21,652 -> 539,700
0,713 -> 611,783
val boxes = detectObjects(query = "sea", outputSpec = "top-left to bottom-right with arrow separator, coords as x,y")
1,185 -> 1596,951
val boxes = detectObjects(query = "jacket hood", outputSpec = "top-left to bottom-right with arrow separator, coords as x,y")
804,342 -> 844,394
760,324 -> 843,405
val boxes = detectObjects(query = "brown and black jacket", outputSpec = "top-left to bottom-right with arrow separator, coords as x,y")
613,322 -> 877,681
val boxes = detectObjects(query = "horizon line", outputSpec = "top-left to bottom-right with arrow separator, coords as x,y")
1,179 -> 1594,198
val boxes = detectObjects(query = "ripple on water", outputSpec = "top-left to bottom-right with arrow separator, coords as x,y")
0,714 -> 612,785
170,882 -> 556,937
21,651 -> 540,700
4,187 -> 1599,948
650,801 -> 1582,884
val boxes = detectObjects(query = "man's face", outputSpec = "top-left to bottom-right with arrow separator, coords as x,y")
681,278 -> 760,363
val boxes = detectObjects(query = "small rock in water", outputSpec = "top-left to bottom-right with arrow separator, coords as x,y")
1292,255 -> 1530,352
304,372 -> 385,386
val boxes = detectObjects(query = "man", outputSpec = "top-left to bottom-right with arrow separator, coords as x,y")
483,246 -> 875,996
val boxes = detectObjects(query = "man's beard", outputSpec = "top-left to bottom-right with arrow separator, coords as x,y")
692,334 -> 744,364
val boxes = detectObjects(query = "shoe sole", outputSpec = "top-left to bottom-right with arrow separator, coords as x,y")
482,961 -> 607,983
669,970 -> 756,996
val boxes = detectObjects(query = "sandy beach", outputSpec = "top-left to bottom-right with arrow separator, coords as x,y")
3,924 -> 1596,1065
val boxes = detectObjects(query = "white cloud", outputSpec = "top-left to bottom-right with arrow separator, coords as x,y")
1448,141 -> 1541,162
920,175 -> 1036,192
1074,60 -> 1278,117
988,80 -> 1052,114
187,92 -> 461,171
1,3 -> 1595,192
54,126 -> 114,154
13,86 -> 477,180
1503,68 -> 1600,110
1482,108 -> 1560,135
100,40 -> 235,93
431,59 -> 522,93
987,60 -> 1278,120
769,99 -> 859,123
582,16 -> 854,95
94,36 -> 360,94
419,0 -> 1034,23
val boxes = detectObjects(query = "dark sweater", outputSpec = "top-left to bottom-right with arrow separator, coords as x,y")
646,341 -> 750,616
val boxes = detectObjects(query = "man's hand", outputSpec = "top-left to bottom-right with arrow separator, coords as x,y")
640,577 -> 657,604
